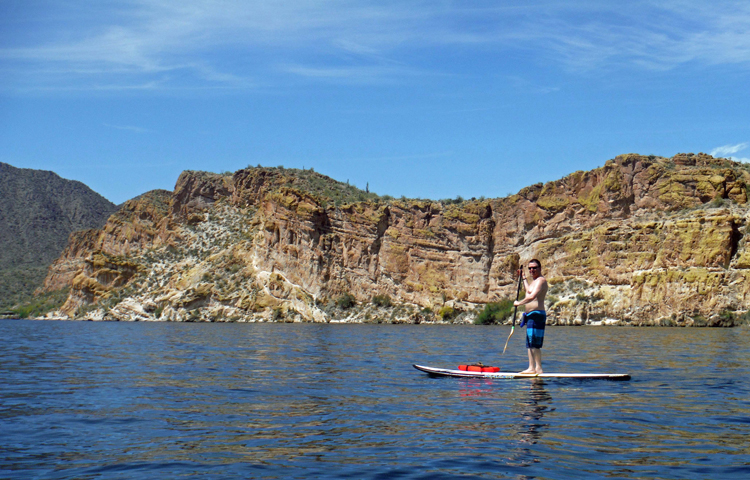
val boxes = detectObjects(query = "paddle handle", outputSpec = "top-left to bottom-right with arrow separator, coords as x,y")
502,269 -> 525,354
511,268 -> 524,326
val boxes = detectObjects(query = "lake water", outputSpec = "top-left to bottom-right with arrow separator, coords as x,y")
1,320 -> 749,479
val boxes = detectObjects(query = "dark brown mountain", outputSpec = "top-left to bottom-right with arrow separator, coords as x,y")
0,162 -> 117,310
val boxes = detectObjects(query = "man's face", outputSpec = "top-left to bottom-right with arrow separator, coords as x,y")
528,263 -> 541,278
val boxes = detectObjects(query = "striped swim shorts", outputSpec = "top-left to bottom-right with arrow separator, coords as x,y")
524,310 -> 547,349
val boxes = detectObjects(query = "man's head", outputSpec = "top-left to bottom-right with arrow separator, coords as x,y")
528,259 -> 542,278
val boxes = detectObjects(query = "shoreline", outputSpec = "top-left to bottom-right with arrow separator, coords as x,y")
10,315 -> 748,327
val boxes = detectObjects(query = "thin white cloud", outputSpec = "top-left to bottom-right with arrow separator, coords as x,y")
710,143 -> 748,158
280,62 -> 423,85
103,123 -> 153,134
4,1 -> 750,92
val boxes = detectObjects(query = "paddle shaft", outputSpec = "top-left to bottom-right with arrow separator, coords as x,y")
502,269 -> 525,354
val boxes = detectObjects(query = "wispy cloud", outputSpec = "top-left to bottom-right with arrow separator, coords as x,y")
103,123 -> 153,134
711,142 -> 750,162
3,1 -> 750,93
711,142 -> 748,157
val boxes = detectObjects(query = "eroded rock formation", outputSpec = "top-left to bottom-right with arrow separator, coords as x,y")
40,153 -> 750,325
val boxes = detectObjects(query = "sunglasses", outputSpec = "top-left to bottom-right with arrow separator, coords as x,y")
528,266 -> 539,270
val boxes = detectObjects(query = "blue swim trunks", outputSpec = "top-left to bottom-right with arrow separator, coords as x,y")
523,310 -> 546,349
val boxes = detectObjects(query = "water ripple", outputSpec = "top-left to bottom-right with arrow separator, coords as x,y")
1,321 -> 749,479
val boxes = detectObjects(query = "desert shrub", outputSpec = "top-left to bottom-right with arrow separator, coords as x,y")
336,293 -> 356,309
439,195 -> 466,205
474,299 -> 514,325
576,292 -> 602,303
12,288 -> 70,319
437,306 -> 458,321
371,294 -> 392,307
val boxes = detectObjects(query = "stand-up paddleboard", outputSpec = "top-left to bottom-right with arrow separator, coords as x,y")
413,364 -> 630,380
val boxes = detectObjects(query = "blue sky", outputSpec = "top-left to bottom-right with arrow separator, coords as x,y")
2,0 -> 750,204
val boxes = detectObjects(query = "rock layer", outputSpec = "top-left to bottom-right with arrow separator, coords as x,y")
41,154 -> 750,325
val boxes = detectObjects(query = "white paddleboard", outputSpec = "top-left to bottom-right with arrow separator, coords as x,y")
413,364 -> 630,380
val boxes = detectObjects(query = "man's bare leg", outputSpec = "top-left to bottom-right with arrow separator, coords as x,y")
532,348 -> 542,374
519,349 -> 536,373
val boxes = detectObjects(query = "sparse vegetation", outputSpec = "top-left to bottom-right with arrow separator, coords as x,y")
253,165 -> 384,206
0,163 -> 117,310
474,300 -> 514,325
440,195 -> 465,205
575,291 -> 603,303
371,294 -> 392,307
336,292 -> 357,309
12,288 -> 70,318
437,306 -> 458,321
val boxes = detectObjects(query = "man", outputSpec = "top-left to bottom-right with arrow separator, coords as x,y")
514,259 -> 548,374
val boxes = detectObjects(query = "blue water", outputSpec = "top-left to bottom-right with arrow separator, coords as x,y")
1,320 -> 749,479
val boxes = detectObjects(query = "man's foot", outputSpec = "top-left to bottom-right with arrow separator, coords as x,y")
518,369 -> 535,374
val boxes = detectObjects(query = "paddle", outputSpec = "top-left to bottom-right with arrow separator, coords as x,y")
502,268 -> 525,354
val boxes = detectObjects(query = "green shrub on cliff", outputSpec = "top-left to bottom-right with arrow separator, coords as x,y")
440,195 -> 465,205
371,294 -> 392,307
12,288 -> 69,319
336,292 -> 356,309
438,306 -> 458,321
474,299 -> 514,325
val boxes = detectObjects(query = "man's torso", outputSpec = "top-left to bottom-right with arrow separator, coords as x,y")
524,276 -> 548,313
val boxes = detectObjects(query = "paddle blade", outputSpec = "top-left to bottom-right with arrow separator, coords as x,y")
502,326 -> 514,354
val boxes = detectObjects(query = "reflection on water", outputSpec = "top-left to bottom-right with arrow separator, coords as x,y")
518,380 -> 551,445
1,321 -> 749,479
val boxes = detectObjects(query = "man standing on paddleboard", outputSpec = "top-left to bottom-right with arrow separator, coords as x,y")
514,259 -> 548,374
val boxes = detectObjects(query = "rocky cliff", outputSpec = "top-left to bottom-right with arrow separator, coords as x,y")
39,153 -> 750,325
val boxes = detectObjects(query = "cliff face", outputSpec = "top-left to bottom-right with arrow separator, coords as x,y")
40,154 -> 750,325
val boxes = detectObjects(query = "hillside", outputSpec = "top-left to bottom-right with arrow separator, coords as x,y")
0,162 -> 117,310
37,154 -> 750,325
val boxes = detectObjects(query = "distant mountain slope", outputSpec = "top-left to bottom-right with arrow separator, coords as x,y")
0,162 -> 118,309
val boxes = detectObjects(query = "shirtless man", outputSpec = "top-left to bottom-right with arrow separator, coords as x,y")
514,259 -> 548,374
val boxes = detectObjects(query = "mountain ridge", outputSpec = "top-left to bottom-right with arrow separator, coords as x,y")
34,153 -> 750,325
